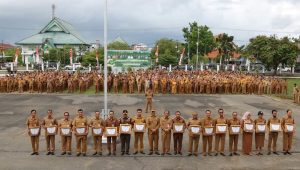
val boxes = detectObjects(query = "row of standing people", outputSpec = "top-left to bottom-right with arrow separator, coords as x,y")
26,108 -> 295,156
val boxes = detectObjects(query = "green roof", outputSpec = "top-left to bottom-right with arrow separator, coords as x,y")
16,17 -> 89,46
111,36 -> 128,44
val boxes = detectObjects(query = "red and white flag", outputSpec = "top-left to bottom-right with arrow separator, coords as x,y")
69,48 -> 73,65
96,50 -> 99,66
14,48 -> 20,64
155,45 -> 159,64
35,47 -> 39,63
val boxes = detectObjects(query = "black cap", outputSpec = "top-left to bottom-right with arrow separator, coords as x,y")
258,111 -> 263,115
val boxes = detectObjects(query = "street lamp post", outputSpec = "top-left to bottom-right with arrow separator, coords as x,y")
196,27 -> 199,70
103,0 -> 108,117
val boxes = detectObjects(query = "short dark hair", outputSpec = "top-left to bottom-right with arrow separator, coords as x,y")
258,111 -> 263,115
206,110 -> 211,113
287,109 -> 291,113
175,111 -> 181,114
47,109 -> 53,112
31,109 -> 36,113
64,112 -> 69,116
123,110 -> 128,113
218,108 -> 224,113
78,109 -> 83,112
272,110 -> 277,113
109,110 -> 114,114
137,109 -> 142,112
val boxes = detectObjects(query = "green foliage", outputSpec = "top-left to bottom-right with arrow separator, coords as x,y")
82,48 -> 104,67
215,33 -> 236,63
108,41 -> 131,50
245,35 -> 299,74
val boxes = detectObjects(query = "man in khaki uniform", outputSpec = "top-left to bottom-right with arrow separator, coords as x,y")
267,110 -> 280,155
214,109 -> 227,156
89,111 -> 105,156
26,109 -> 40,155
41,109 -> 58,155
146,110 -> 160,155
58,112 -> 72,155
160,110 -> 173,155
293,84 -> 298,103
119,110 -> 132,155
172,111 -> 185,155
228,112 -> 240,156
72,109 -> 88,156
187,112 -> 201,156
133,109 -> 146,154
282,109 -> 295,155
145,88 -> 153,113
202,110 -> 215,156
105,110 -> 119,156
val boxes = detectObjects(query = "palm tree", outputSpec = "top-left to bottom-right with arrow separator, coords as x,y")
215,33 -> 235,66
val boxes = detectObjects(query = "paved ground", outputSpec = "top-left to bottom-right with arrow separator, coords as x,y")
0,94 -> 300,170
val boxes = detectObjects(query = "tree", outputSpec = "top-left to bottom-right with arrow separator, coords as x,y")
182,22 -> 216,65
245,35 -> 299,75
151,38 -> 184,67
215,33 -> 236,65
108,41 -> 131,50
82,48 -> 104,67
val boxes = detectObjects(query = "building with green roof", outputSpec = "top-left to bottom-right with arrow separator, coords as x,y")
16,17 -> 90,64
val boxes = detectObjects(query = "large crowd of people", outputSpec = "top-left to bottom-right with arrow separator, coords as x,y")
26,108 -> 295,157
0,70 -> 288,95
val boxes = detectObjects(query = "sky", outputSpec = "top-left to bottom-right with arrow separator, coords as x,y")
0,0 -> 300,47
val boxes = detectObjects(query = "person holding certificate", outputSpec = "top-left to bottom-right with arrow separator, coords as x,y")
58,112 -> 72,155
26,109 -> 40,155
89,111 -> 105,156
146,110 -> 160,155
133,109 -> 146,154
267,110 -> 280,155
214,108 -> 227,156
228,112 -> 240,156
254,111 -> 266,155
186,112 -> 201,156
202,110 -> 215,156
72,109 -> 88,156
160,110 -> 173,156
105,110 -> 119,156
172,111 -> 186,155
241,111 -> 254,155
281,109 -> 295,155
119,110 -> 133,155
41,109 -> 58,155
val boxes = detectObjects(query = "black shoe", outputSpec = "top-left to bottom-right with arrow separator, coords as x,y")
161,153 -> 165,156
93,152 -> 97,156
220,153 -> 225,156
155,152 -> 160,155
174,151 -> 177,155
46,152 -> 51,155
284,152 -> 287,155
233,152 -> 240,156
229,153 -> 233,156
267,152 -> 271,155
107,153 -> 111,156
178,152 -> 182,155
61,152 -> 66,155
215,153 -> 218,156
133,151 -> 138,155
67,152 -> 72,155
140,151 -> 145,154
273,152 -> 279,155
51,152 -> 54,155
82,153 -> 86,156
193,153 -> 198,157
208,153 -> 212,156
126,152 -> 130,155
30,152 -> 35,155
121,152 -> 125,156
166,152 -> 172,155
35,152 -> 39,155
287,151 -> 292,155
76,153 -> 81,157
148,152 -> 153,155
187,153 -> 192,156
98,152 -> 102,156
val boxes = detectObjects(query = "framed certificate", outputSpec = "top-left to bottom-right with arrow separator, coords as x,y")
284,123 -> 294,133
92,127 -> 103,136
203,126 -> 214,136
60,127 -> 71,136
270,123 -> 281,132
46,126 -> 57,135
173,123 -> 184,133
134,123 -> 146,133
105,127 -> 117,136
75,127 -> 87,135
216,124 -> 227,134
255,123 -> 266,133
120,124 -> 132,134
230,125 -> 241,135
189,125 -> 201,135
29,127 -> 40,136
244,123 -> 254,132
